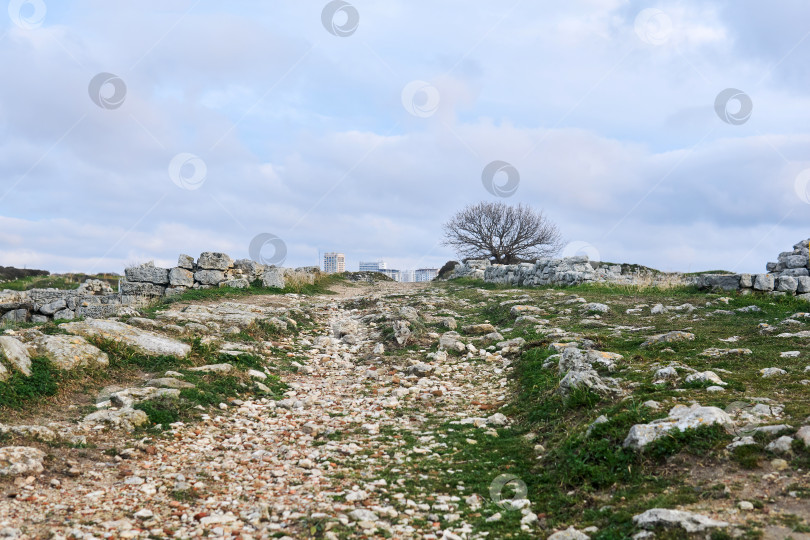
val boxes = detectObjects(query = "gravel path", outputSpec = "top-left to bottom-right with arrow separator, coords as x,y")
0,283 -> 516,539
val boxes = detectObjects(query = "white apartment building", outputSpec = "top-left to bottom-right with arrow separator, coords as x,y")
323,252 -> 345,274
358,260 -> 386,272
414,268 -> 439,282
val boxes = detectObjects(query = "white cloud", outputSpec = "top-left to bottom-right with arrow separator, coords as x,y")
1,1 -> 810,275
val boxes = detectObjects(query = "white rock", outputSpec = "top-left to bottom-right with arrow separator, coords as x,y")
547,526 -> 590,539
760,367 -> 787,378
684,371 -> 726,386
582,302 -> 610,313
0,446 -> 46,476
134,509 -> 153,520
349,509 -> 378,522
61,319 -> 190,358
796,426 -> 810,447
465,494 -> 482,511
27,335 -> 109,371
632,508 -> 729,533
82,408 -> 149,431
624,404 -> 734,449
0,336 -> 31,376
765,435 -> 794,454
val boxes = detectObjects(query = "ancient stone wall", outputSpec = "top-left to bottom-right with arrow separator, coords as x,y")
450,256 -> 696,289
450,239 -> 810,300
0,252 -> 321,323
696,239 -> 810,299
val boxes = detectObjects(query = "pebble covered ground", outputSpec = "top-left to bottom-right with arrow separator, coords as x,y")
1,279 -> 810,539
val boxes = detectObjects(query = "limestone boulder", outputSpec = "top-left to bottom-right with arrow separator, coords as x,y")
27,335 -> 109,370
462,323 -> 497,335
754,274 -> 775,291
261,268 -> 285,289
119,281 -> 166,296
177,254 -> 195,270
60,319 -> 191,358
219,279 -> 250,289
777,276 -> 799,293
632,508 -> 728,533
624,404 -> 734,449
169,267 -> 194,288
0,336 -> 32,376
197,252 -> 232,271
233,259 -> 266,282
641,331 -> 695,348
194,270 -> 226,286
82,408 -> 149,431
38,298 -> 66,315
0,446 -> 46,476
125,262 -> 170,285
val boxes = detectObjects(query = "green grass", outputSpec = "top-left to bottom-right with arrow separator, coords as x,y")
134,396 -> 187,425
0,356 -> 60,409
429,279 -> 810,535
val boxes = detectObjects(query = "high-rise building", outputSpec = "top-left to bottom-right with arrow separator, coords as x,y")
380,268 -> 401,281
399,270 -> 413,283
414,268 -> 439,282
323,252 -> 345,274
359,260 -> 386,272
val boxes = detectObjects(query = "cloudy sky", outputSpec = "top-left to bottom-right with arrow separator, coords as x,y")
1,0 -> 809,274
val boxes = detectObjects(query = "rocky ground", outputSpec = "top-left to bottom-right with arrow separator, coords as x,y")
0,277 -> 809,539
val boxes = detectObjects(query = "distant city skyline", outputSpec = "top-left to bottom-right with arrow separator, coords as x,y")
323,255 -> 438,282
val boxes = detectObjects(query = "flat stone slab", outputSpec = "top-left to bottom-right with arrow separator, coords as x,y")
0,336 -> 32,376
144,377 -> 195,389
187,363 -> 234,373
0,424 -> 57,443
28,335 -> 109,371
641,331 -> 695,348
633,508 -> 729,533
61,319 -> 190,358
156,302 -> 284,330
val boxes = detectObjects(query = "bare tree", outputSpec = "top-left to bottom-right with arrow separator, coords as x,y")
442,202 -> 562,264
